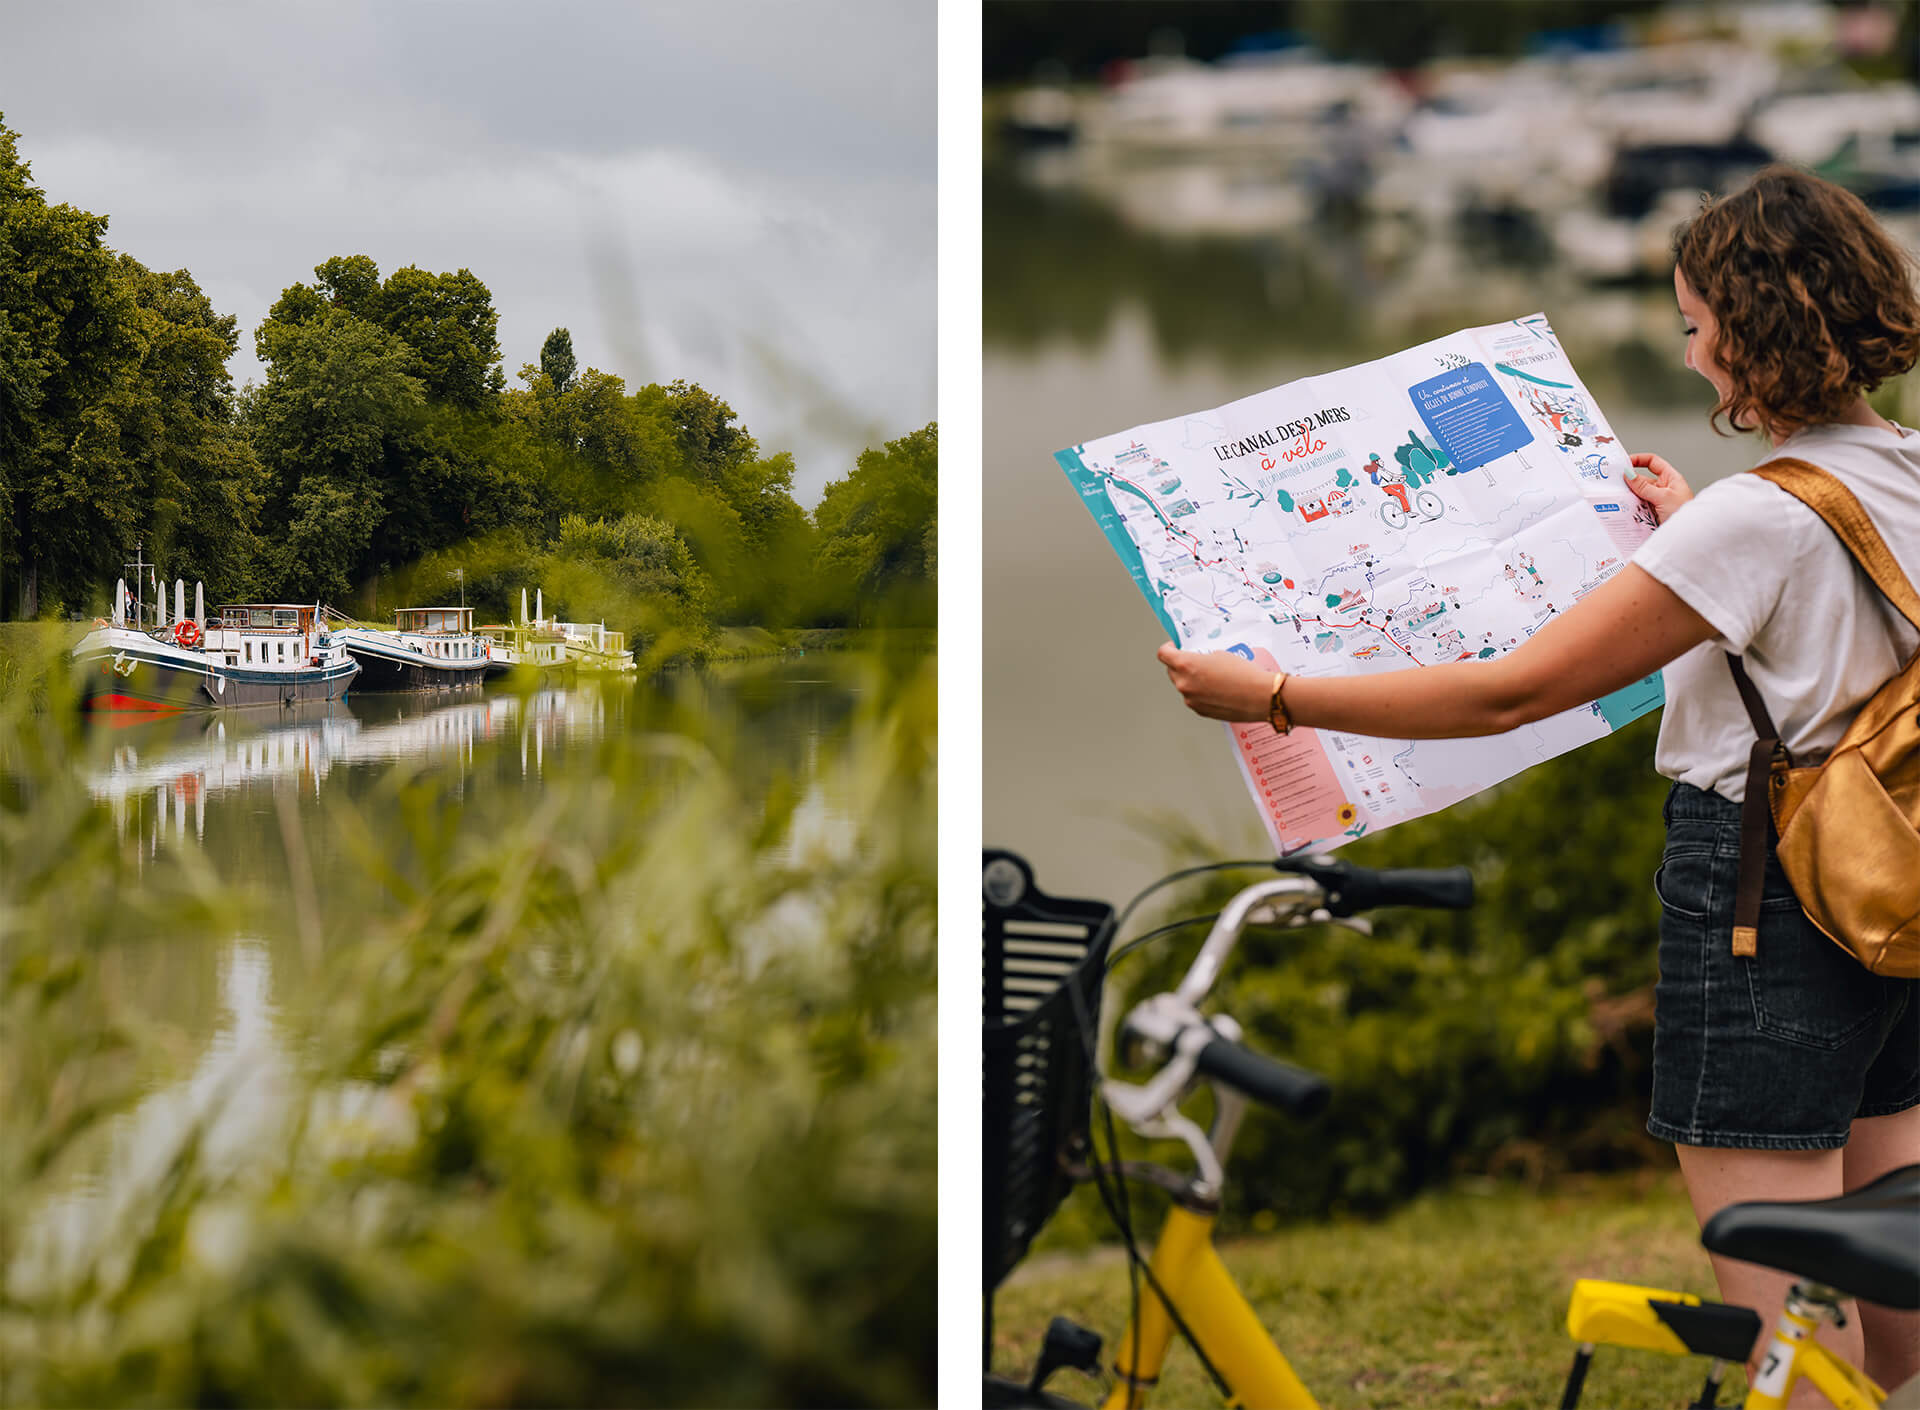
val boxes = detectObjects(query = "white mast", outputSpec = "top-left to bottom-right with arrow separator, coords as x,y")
521,587 -> 528,626
174,579 -> 185,627
114,578 -> 127,628
536,588 -> 543,626
195,582 -> 204,628
156,571 -> 168,628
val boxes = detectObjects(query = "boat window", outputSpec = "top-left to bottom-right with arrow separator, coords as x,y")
244,642 -> 252,662
250,609 -> 274,627
274,610 -> 299,628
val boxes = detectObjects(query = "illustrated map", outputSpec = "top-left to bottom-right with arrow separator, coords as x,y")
1057,313 -> 1664,855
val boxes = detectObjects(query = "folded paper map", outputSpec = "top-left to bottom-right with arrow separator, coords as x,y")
1057,313 -> 1663,855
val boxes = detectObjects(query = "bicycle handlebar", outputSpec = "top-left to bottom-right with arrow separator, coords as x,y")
1193,1033 -> 1331,1118
1293,859 -> 1475,916
1110,857 -> 1475,1149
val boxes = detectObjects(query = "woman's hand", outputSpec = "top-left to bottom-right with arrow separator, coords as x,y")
1625,452 -> 1694,524
1157,643 -> 1273,722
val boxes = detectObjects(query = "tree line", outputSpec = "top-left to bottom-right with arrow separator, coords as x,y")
0,114 -> 934,651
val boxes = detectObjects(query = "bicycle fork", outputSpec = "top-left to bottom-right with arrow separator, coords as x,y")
1100,1204 -> 1320,1410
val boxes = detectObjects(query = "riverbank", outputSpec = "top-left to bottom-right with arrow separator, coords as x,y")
0,620 -> 85,659
0,621 -> 937,674
710,625 -> 938,660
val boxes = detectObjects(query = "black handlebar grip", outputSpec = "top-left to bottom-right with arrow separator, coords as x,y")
1305,862 -> 1474,916
1193,1036 -> 1331,1117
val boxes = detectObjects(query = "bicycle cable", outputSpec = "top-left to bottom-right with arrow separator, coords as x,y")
1070,957 -> 1236,1404
1106,911 -> 1219,972
1110,859 -> 1286,948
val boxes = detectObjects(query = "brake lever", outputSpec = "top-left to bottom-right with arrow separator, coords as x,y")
1248,900 -> 1372,936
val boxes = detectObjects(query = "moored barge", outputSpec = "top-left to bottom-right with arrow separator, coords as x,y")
332,607 -> 491,691
75,590 -> 359,712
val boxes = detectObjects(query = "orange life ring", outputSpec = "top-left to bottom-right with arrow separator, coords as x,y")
172,619 -> 202,648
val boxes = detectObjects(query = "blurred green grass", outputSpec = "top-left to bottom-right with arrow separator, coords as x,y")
1,637 -> 935,1408
991,1169 -> 1747,1410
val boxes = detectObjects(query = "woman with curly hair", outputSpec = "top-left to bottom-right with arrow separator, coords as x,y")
1158,166 -> 1920,1395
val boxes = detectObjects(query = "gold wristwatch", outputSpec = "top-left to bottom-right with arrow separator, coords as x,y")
1268,672 -> 1293,735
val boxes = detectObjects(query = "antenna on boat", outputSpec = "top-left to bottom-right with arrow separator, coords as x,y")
123,541 -> 149,628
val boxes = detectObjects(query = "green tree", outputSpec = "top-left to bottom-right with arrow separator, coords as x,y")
812,424 -> 938,626
665,378 -> 757,483
315,253 -> 383,321
247,309 -> 424,599
0,115 -> 263,615
378,264 -> 505,409
251,259 -> 537,604
0,114 -> 143,615
540,326 -> 577,394
108,259 -> 266,602
543,511 -> 714,656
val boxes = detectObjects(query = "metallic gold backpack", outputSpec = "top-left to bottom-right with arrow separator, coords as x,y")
1724,457 -> 1920,979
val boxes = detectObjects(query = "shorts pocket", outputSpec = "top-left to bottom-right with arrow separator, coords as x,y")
1743,918 -> 1887,1050
1654,849 -> 1716,921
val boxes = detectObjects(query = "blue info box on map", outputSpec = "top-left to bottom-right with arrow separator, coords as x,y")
1410,362 -> 1532,474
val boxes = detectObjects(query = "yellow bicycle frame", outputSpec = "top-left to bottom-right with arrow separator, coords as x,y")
1566,1278 -> 1887,1409
1744,1299 -> 1885,1410
1098,1204 -> 1319,1410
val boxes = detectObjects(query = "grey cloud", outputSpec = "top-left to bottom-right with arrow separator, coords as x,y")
0,0 -> 933,502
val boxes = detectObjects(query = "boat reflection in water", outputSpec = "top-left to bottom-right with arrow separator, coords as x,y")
87,688 -> 595,853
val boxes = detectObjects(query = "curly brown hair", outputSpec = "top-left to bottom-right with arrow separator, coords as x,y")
1672,165 -> 1920,439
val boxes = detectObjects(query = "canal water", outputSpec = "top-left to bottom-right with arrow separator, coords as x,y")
982,158 -> 1903,909
5,656 -> 878,1300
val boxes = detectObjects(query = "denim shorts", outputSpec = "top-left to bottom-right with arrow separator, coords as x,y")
1647,782 -> 1920,1150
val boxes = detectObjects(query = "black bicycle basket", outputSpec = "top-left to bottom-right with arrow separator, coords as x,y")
983,848 -> 1115,1298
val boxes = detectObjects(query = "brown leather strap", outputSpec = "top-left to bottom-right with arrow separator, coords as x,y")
1754,458 -> 1920,632
1724,654 -> 1784,959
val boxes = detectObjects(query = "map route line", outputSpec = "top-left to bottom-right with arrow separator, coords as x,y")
1109,469 -> 1289,616
1292,613 -> 1421,663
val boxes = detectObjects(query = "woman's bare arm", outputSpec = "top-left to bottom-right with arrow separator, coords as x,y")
1158,563 -> 1718,739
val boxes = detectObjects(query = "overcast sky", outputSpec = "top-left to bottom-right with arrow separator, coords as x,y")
0,0 -> 934,505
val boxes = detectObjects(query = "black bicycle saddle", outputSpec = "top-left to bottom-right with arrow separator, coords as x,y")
1701,1164 -> 1920,1310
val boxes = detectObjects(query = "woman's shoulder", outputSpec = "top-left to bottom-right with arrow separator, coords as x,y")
1675,470 -> 1817,532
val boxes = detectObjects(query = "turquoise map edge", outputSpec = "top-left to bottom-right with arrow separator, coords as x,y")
1056,446 -> 1183,644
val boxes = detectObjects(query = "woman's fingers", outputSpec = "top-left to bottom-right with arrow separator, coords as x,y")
1157,645 -> 1270,722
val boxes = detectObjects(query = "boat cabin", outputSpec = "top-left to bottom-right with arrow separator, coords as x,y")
389,606 -> 485,663
219,604 -> 320,632
394,607 -> 475,635
205,603 -> 329,670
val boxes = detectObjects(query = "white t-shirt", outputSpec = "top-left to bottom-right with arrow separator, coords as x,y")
1631,421 -> 1920,804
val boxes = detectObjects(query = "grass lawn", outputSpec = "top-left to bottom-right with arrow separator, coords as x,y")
990,1169 -> 1755,1409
